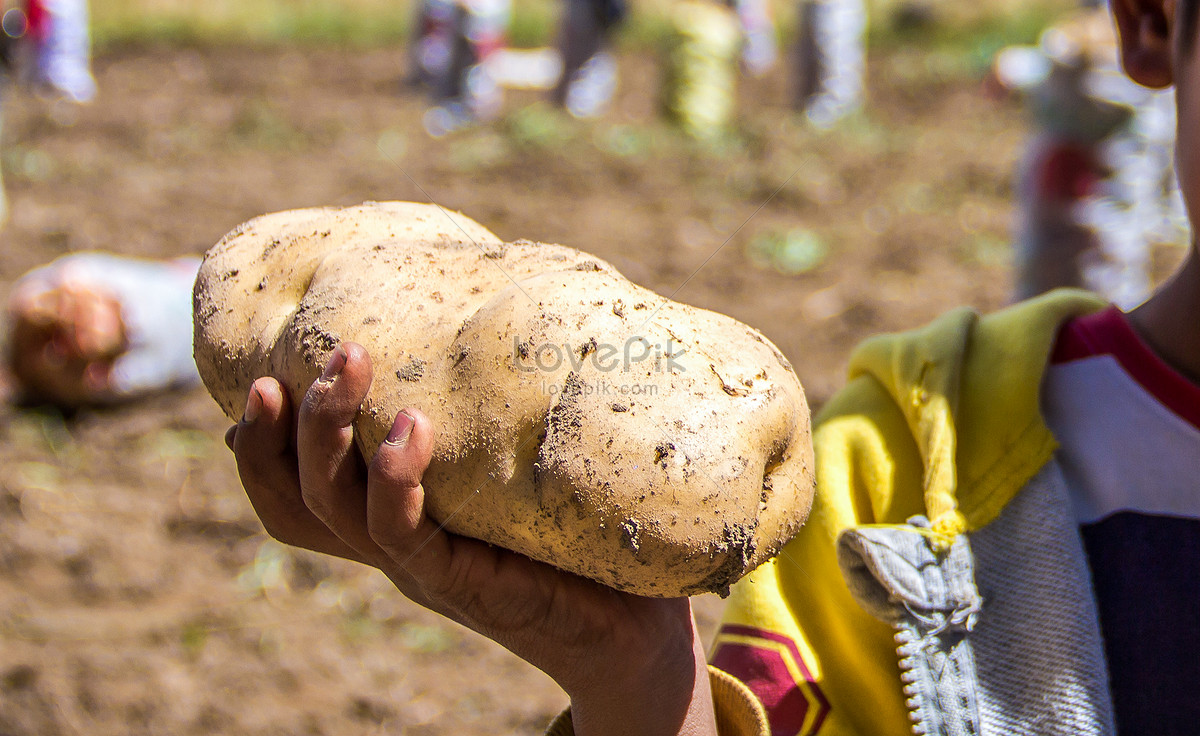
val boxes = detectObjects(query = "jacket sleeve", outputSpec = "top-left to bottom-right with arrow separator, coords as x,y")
543,665 -> 771,736
709,374 -> 927,736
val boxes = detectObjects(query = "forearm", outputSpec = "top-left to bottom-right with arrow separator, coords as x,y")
567,612 -> 718,736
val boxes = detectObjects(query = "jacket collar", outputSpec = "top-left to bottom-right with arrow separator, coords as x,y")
844,289 -> 1107,532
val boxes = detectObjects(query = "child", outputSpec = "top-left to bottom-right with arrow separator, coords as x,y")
5,252 -> 201,407
225,0 -> 1200,732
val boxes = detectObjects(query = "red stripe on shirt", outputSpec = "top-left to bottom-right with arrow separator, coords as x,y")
1052,305 -> 1200,431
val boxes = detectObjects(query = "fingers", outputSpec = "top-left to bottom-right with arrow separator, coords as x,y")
230,345 -> 450,587
231,376 -> 365,563
364,408 -> 461,591
296,343 -> 386,564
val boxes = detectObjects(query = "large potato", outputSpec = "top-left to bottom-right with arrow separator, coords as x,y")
194,201 -> 814,596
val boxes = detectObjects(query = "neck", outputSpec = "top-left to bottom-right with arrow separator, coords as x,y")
1128,246 -> 1200,386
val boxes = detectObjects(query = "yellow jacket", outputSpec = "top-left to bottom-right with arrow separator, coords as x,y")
712,289 -> 1108,735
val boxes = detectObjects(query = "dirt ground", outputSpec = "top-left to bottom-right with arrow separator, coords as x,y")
0,43 -> 1183,735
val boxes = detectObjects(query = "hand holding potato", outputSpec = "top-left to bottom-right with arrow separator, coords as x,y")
197,202 -> 815,597
226,342 -> 719,736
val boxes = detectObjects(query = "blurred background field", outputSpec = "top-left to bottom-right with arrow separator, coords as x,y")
0,1 -> 1186,735
89,0 -> 1072,48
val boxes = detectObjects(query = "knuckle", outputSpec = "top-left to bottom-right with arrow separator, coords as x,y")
424,557 -> 477,609
366,513 -> 402,552
299,487 -> 334,521
367,518 -> 424,573
373,449 -> 422,490
252,495 -> 311,545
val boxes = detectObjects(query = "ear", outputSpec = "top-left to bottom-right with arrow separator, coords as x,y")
1112,0 -> 1176,88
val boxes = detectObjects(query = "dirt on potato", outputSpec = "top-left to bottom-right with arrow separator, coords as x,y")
0,43 -> 1182,736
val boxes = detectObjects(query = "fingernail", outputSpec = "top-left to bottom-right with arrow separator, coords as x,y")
243,386 -> 262,423
385,411 -> 414,446
320,347 -> 346,383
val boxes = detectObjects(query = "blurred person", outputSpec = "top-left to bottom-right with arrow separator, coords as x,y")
733,0 -> 777,77
793,0 -> 866,127
18,0 -> 96,103
408,0 -> 457,89
997,6 -> 1187,306
0,0 -> 96,223
411,0 -> 510,136
4,252 -> 201,407
550,0 -> 624,118
224,0 -> 1200,733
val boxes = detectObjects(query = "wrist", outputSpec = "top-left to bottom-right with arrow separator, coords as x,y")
564,601 -> 717,736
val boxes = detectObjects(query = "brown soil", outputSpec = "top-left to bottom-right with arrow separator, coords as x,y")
0,44 -> 1181,735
